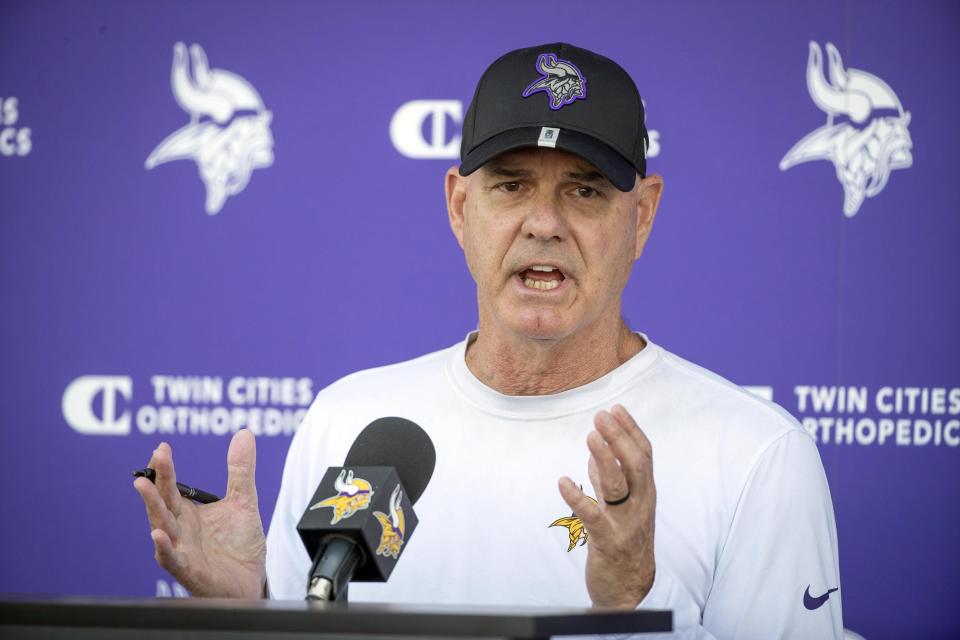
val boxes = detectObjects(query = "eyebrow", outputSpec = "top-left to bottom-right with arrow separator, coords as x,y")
482,164 -> 533,178
481,164 -> 609,185
563,170 -> 608,185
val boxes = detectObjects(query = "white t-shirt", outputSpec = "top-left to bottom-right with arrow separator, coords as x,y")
266,335 -> 843,639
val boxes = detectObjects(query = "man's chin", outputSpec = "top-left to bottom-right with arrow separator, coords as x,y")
507,312 -> 573,342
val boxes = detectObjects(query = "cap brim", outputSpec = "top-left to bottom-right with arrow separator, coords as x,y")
458,126 -> 638,191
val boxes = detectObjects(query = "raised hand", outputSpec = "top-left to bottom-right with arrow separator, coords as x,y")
133,429 -> 267,598
559,404 -> 656,609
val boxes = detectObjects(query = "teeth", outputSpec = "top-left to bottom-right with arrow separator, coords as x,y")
523,278 -> 560,290
529,265 -> 556,272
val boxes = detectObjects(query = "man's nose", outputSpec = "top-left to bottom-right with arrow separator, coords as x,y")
520,192 -> 568,242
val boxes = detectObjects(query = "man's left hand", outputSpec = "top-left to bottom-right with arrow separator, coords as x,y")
559,403 -> 656,609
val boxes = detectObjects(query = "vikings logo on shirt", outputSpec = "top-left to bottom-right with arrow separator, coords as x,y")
308,469 -> 374,524
522,53 -> 587,110
372,484 -> 406,560
549,495 -> 598,552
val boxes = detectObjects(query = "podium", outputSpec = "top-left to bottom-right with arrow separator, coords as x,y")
0,596 -> 672,639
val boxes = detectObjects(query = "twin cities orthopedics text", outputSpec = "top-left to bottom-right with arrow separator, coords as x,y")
136,375 -> 314,437
795,385 -> 960,447
62,374 -> 315,437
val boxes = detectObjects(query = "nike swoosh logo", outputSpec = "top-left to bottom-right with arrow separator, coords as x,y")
803,585 -> 839,610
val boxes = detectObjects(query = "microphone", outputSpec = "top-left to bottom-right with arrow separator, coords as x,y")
296,417 -> 436,602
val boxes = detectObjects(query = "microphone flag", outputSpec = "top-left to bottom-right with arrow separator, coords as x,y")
296,465 -> 420,583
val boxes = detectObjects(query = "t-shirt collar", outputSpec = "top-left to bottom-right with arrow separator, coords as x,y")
446,331 -> 661,419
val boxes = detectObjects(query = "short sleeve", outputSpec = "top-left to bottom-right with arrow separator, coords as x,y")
701,429 -> 843,639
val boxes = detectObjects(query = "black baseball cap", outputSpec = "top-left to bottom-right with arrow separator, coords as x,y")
459,42 -> 648,191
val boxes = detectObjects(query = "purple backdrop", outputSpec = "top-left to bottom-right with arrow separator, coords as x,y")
1,1 -> 958,638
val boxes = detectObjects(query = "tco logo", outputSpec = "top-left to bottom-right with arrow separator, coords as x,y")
390,99 -> 661,161
62,376 -> 132,436
390,100 -> 462,159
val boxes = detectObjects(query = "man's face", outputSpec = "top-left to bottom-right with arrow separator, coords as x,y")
446,148 -> 661,343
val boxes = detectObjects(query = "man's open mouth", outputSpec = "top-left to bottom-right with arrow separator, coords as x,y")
518,265 -> 566,291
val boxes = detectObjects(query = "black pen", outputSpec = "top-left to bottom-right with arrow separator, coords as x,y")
132,468 -> 221,504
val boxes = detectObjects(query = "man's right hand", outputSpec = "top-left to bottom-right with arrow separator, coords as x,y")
133,429 -> 267,598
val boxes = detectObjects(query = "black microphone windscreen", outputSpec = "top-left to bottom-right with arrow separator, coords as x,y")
343,417 -> 436,504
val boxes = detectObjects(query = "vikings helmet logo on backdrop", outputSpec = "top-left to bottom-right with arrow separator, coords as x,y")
309,470 -> 374,525
146,43 -> 274,215
522,53 -> 587,110
780,41 -> 913,218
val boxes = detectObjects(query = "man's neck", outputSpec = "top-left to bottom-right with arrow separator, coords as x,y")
464,320 -> 645,396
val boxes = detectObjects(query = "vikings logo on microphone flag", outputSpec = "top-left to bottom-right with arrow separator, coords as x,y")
309,469 -> 374,524
522,53 -> 587,110
549,495 -> 598,552
373,485 -> 406,559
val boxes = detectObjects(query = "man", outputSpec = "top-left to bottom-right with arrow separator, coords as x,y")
135,43 -> 843,638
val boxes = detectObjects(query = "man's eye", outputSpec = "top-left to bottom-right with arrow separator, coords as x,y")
575,186 -> 599,198
499,182 -> 521,193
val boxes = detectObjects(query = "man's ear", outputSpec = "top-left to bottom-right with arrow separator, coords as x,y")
446,166 -> 467,249
634,174 -> 663,259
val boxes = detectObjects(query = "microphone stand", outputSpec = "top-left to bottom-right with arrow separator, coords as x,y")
305,536 -> 364,602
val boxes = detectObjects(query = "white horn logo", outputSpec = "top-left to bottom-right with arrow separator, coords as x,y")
146,43 -> 275,215
388,485 -> 402,530
780,42 -> 912,218
333,469 -> 360,496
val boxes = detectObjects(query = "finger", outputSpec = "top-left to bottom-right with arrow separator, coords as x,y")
594,411 -> 645,485
558,476 -> 611,537
226,429 -> 257,502
151,527 -> 185,576
152,443 -> 182,517
134,476 -> 181,543
586,430 -> 630,503
587,454 -> 602,501
611,404 -> 653,456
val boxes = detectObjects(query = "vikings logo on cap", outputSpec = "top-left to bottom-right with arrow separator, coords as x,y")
308,469 -> 374,524
549,495 -> 598,552
373,484 -> 406,560
522,53 -> 587,110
